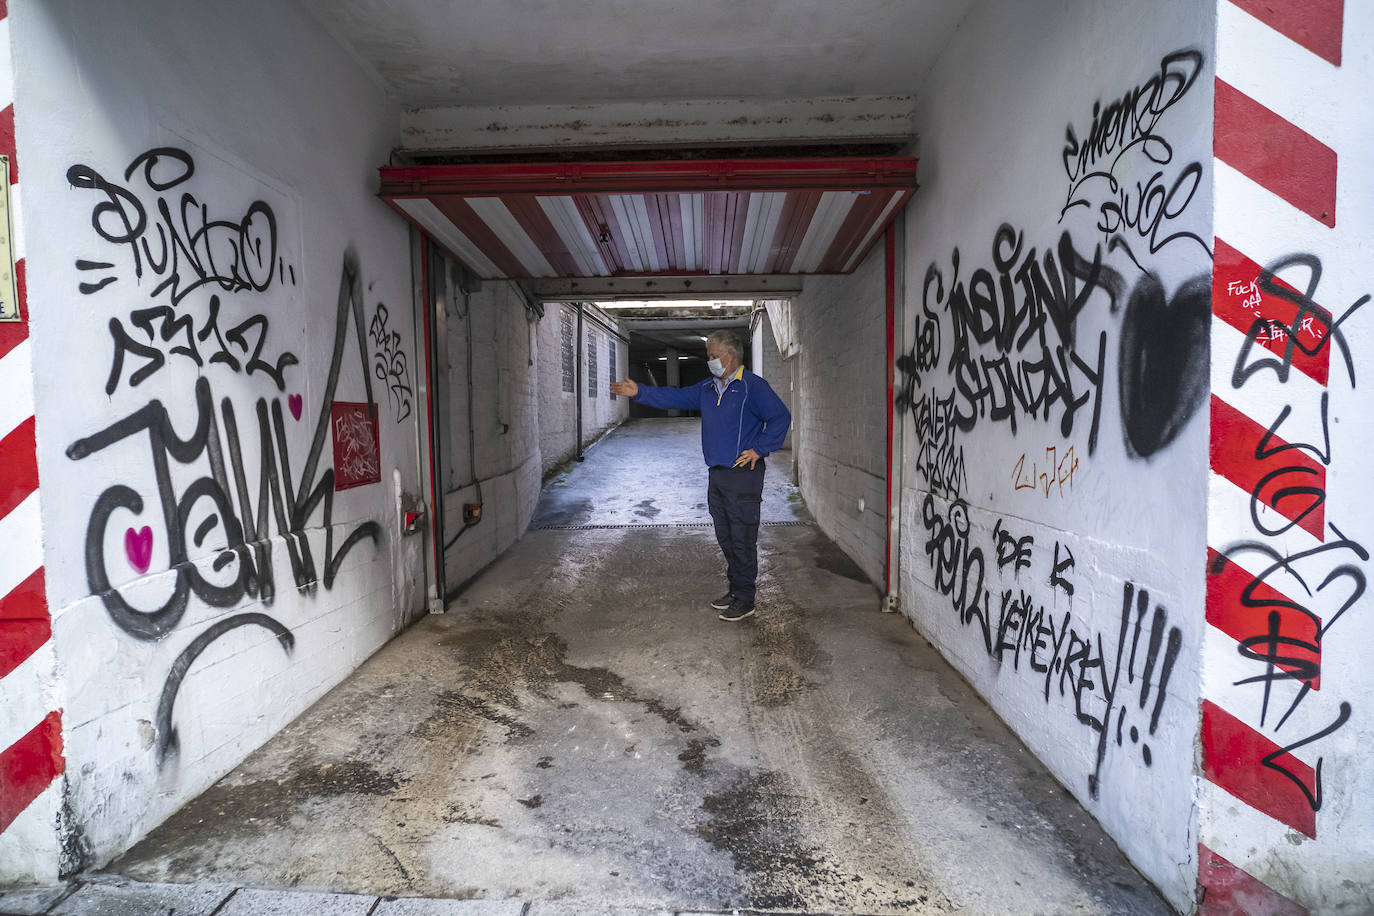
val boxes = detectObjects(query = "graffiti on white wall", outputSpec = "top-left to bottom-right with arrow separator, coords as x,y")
899,46 -> 1213,801
1060,49 -> 1210,269
64,145 -> 384,768
369,302 -> 413,422
68,148 -> 300,395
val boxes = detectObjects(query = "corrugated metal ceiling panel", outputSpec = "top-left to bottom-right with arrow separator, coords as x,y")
380,157 -> 916,280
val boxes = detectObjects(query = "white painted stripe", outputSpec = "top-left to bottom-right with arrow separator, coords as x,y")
537,196 -> 607,276
392,198 -> 503,278
0,644 -> 56,753
843,191 -> 905,272
606,196 -> 644,272
1200,626 -> 1328,772
0,338 -> 33,442
791,191 -> 857,273
1214,162 -> 1361,311
751,193 -> 787,273
0,779 -> 62,880
1197,775 -> 1317,880
736,193 -> 766,274
1206,468 -> 1322,562
679,193 -> 701,271
0,490 -> 41,601
1218,0 -> 1342,144
1210,318 -> 1332,429
693,196 -> 705,272
465,197 -> 556,278
629,195 -> 661,272
0,18 -> 12,108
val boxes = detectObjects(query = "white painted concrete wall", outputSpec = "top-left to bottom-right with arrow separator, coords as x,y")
897,0 -> 1214,908
792,246 -> 890,589
1200,3 -> 1374,911
12,0 -> 422,871
401,96 -> 916,153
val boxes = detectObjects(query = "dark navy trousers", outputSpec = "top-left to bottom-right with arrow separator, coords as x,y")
707,461 -> 765,604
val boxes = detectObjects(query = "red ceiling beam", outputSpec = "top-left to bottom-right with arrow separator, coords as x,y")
380,156 -> 918,198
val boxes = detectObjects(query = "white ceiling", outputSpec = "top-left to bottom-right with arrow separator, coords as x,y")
301,0 -> 974,109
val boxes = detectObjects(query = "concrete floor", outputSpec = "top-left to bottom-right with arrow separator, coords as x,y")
104,418 -> 1171,915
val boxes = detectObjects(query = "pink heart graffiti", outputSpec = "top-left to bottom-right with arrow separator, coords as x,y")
125,526 -> 153,574
288,394 -> 303,421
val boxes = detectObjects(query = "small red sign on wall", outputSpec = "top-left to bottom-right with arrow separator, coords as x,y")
330,401 -> 381,490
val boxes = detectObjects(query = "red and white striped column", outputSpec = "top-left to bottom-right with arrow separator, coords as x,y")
0,0 -> 64,885
1202,0 -> 1359,912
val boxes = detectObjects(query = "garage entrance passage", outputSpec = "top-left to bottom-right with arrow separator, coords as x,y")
102,419 -> 1167,915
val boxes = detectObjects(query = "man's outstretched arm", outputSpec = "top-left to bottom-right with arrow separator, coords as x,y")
609,377 -> 701,410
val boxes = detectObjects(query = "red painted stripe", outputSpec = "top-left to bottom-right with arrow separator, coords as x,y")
0,415 -> 37,519
1213,239 -> 1330,386
380,156 -> 919,197
1198,843 -> 1309,915
1206,547 -> 1319,689
817,189 -> 891,272
0,710 -> 64,834
765,191 -> 821,273
502,196 -> 580,277
1210,395 -> 1325,541
1215,79 -> 1337,228
1228,0 -> 1343,66
0,2 -> 8,20
431,197 -> 524,278
0,568 -> 49,679
0,105 -> 15,184
574,195 -> 633,274
1202,700 -> 1317,838
0,258 -> 28,361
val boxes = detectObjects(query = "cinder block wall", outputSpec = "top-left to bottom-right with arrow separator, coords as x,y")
536,303 -> 629,478
790,245 -> 889,589
440,279 -> 543,595
580,314 -> 629,449
537,304 -> 579,477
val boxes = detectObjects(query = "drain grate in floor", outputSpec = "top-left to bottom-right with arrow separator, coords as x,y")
532,520 -> 814,530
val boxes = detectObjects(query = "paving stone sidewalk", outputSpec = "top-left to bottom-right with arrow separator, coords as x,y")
0,877 -> 869,916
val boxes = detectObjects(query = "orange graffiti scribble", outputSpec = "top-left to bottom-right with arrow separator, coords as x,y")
1012,445 -> 1078,499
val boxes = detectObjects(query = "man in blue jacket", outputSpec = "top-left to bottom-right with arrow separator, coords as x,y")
610,329 -> 791,622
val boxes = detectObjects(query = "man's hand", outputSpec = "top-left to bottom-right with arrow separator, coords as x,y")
609,377 -> 638,398
734,448 -> 761,469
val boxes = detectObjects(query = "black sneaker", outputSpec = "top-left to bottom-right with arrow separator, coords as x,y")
710,592 -> 734,610
719,599 -> 755,622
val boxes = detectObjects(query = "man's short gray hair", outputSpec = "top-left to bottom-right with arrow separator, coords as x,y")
706,329 -> 743,359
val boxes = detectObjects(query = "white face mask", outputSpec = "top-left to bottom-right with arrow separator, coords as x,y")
707,357 -> 726,377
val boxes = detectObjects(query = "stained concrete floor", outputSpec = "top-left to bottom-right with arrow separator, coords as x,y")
104,418 -> 1171,915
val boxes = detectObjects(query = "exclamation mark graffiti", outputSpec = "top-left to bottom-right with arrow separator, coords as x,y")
1131,589 -> 1182,766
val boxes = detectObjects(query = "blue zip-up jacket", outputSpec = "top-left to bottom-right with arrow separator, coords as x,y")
633,369 -> 791,467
